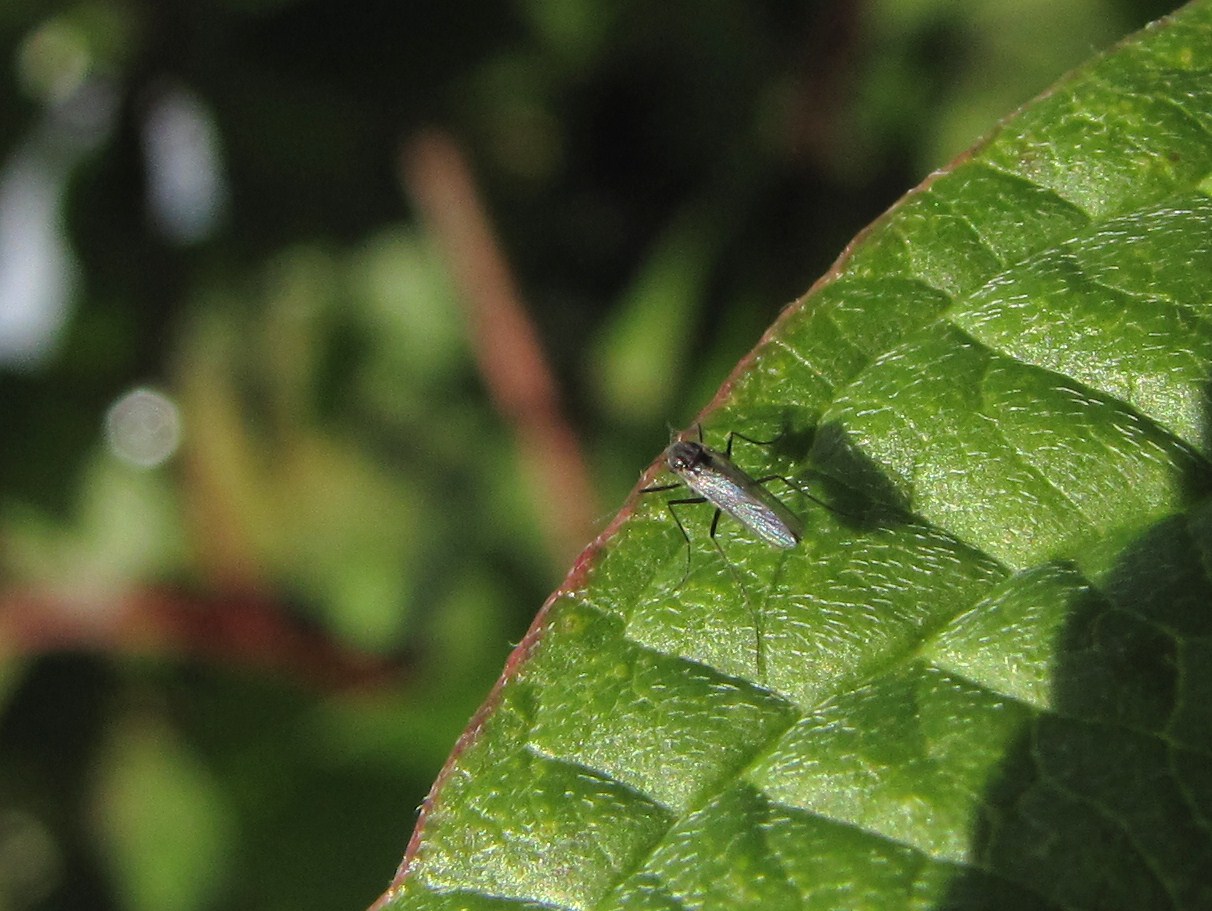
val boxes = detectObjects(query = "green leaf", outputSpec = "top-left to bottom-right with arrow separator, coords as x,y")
378,4 -> 1212,909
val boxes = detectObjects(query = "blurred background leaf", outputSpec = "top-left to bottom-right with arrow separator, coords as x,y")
0,1 -> 1183,909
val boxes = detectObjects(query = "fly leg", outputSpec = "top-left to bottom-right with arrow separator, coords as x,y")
640,479 -> 706,587
714,429 -> 791,682
663,495 -> 708,586
704,493 -> 767,682
723,428 -> 782,458
723,430 -> 822,505
753,473 -> 852,519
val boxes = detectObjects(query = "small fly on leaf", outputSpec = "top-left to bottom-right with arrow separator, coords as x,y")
641,425 -> 803,549
640,425 -> 806,681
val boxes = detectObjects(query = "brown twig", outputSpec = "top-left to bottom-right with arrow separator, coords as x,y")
400,129 -> 597,566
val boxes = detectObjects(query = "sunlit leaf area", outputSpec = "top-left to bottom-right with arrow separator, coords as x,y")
0,2 -> 1189,910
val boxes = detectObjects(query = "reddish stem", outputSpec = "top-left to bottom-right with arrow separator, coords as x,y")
400,129 -> 598,566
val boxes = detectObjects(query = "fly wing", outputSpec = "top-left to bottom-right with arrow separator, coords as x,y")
683,454 -> 802,548
727,486 -> 802,548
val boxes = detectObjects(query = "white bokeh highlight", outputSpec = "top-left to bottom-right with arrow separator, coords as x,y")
105,387 -> 182,468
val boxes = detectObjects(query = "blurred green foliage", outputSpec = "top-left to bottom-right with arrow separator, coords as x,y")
0,1 -> 1181,909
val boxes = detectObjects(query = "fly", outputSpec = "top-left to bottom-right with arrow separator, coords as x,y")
641,426 -> 803,549
640,426 -> 806,681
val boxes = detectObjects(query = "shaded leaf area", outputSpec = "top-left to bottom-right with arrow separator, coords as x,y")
386,5 -> 1212,910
